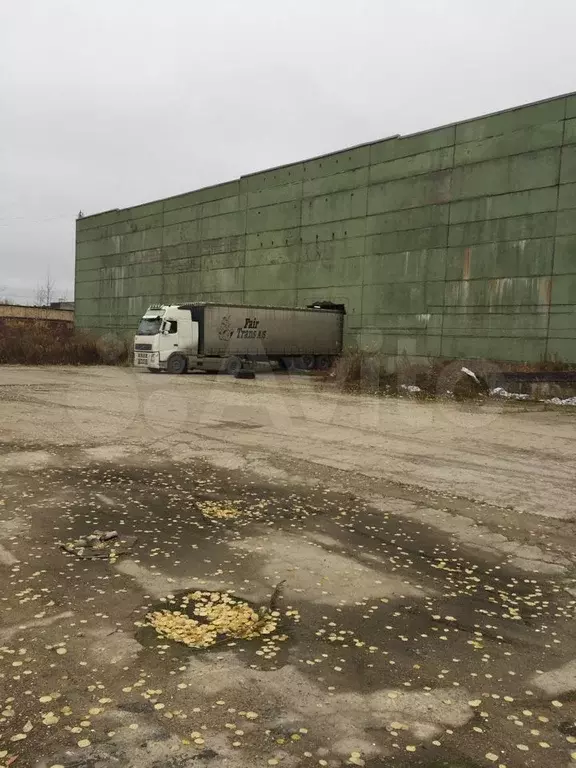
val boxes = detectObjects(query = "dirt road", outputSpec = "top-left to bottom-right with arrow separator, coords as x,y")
1,366 -> 576,768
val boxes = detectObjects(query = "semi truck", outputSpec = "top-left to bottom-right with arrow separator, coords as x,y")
133,301 -> 345,374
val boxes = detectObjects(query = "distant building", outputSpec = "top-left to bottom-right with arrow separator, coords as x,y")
49,300 -> 75,311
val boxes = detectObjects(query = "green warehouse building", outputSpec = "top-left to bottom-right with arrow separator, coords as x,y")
75,91 -> 576,365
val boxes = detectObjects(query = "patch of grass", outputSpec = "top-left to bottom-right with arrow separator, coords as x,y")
326,350 -> 393,393
396,356 -> 447,397
323,351 -> 493,401
0,320 -> 131,365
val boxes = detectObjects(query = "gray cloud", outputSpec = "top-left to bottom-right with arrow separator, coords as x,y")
2,0 -> 575,302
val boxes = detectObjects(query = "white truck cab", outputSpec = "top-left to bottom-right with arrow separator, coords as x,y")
134,305 -> 197,373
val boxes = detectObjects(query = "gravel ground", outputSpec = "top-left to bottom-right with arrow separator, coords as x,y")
1,366 -> 576,768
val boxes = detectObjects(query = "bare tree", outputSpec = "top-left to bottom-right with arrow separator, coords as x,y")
34,270 -> 56,307
0,286 -> 13,305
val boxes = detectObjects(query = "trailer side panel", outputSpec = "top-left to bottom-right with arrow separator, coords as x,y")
201,305 -> 343,357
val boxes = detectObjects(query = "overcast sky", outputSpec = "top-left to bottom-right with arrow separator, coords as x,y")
1,0 -> 575,303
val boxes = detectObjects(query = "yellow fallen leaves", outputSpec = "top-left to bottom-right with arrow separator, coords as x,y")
200,501 -> 242,520
147,590 -> 278,649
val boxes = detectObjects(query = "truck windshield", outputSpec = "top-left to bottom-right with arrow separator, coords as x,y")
137,317 -> 162,336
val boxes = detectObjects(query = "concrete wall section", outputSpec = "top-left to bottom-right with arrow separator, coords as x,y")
76,91 -> 576,364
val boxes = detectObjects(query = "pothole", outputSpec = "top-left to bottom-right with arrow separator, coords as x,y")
135,588 -> 290,658
59,529 -> 137,561
558,720 -> 576,737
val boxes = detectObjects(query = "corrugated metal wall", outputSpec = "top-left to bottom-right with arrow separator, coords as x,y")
75,91 -> 576,364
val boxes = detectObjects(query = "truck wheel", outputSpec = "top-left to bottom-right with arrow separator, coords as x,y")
166,354 -> 187,374
315,356 -> 332,371
225,356 -> 243,376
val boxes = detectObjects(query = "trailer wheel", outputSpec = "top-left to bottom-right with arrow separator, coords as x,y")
225,356 -> 243,376
301,355 -> 315,371
166,354 -> 188,374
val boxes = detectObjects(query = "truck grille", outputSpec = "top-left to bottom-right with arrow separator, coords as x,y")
135,343 -> 152,351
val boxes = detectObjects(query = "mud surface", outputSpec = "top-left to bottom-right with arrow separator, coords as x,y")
1,366 -> 576,767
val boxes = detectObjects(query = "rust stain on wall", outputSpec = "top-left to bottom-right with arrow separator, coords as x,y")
539,276 -> 552,306
487,277 -> 518,307
462,248 -> 471,281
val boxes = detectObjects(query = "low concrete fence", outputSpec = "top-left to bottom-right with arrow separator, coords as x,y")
0,305 -> 74,325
